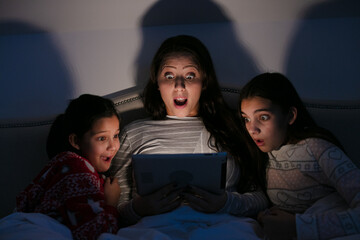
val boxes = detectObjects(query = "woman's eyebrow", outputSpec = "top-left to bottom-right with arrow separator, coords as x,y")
183,65 -> 198,70
161,65 -> 176,70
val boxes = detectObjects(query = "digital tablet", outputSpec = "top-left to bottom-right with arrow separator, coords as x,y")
132,152 -> 227,196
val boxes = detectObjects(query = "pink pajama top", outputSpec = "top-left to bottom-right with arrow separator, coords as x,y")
16,151 -> 119,240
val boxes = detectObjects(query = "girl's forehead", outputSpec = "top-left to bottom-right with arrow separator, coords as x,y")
243,96 -> 273,107
241,96 -> 283,114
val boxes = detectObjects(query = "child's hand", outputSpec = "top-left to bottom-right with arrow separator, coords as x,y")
257,207 -> 297,240
104,177 -> 121,208
181,185 -> 227,213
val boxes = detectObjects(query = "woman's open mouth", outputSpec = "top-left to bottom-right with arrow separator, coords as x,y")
174,98 -> 187,107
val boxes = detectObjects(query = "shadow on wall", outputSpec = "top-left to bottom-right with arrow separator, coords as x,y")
134,0 -> 259,89
285,0 -> 360,101
0,20 -> 74,120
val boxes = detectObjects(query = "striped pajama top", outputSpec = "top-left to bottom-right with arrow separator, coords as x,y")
108,116 -> 268,225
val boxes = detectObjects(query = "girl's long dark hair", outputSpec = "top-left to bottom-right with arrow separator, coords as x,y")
143,35 -> 262,192
239,72 -> 344,150
46,94 -> 120,159
238,72 -> 345,190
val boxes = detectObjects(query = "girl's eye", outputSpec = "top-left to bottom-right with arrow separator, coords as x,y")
242,117 -> 250,123
165,72 -> 174,79
114,134 -> 119,139
260,115 -> 270,121
97,136 -> 106,141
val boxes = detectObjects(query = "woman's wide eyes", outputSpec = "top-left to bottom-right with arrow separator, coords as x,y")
163,72 -> 196,80
165,72 -> 174,79
185,73 -> 195,80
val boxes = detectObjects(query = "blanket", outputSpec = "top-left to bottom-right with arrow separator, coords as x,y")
0,206 -> 263,240
0,212 -> 72,240
101,206 -> 263,240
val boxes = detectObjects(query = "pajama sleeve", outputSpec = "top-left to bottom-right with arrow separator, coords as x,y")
17,152 -> 120,240
108,131 -> 140,226
296,139 -> 360,240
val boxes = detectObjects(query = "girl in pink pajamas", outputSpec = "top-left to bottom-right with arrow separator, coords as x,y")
16,94 -> 121,240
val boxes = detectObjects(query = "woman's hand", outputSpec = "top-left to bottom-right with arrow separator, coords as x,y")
181,185 -> 227,213
104,177 -> 121,208
132,183 -> 183,217
257,206 -> 297,240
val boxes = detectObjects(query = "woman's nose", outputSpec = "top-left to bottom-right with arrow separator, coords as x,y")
174,77 -> 185,89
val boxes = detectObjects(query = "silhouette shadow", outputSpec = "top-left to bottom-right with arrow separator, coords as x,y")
285,0 -> 360,101
134,0 -> 259,89
0,20 -> 74,120
0,20 -> 74,218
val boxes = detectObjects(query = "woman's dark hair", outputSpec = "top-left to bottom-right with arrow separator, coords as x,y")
143,35 -> 261,192
238,72 -> 344,149
46,94 -> 120,159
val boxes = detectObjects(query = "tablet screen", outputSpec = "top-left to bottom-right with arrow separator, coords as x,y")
132,152 -> 227,196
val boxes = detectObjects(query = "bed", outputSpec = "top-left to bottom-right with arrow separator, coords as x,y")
1,86 -> 359,239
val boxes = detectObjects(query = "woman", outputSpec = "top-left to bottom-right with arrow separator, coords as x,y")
109,35 -> 268,226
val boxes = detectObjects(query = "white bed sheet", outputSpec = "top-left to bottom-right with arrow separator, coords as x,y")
101,205 -> 263,240
0,206 -> 263,240
0,212 -> 72,240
